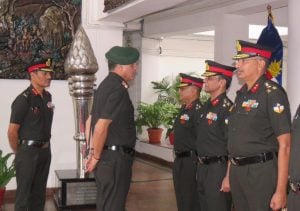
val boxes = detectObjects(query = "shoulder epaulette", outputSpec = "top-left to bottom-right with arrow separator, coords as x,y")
195,102 -> 202,110
22,89 -> 31,98
264,81 -> 278,94
222,97 -> 233,108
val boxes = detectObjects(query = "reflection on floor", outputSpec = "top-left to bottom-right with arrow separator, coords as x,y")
2,159 -> 177,211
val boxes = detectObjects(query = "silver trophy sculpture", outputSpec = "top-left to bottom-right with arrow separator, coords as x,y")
65,25 -> 98,178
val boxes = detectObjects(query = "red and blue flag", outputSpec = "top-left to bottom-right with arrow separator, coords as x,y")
257,7 -> 283,85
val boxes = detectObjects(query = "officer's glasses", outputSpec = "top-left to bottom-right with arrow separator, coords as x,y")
233,58 -> 259,65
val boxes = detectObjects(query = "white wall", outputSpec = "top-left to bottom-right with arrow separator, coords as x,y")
140,37 -> 213,103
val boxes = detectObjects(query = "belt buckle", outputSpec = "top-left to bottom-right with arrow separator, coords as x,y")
28,140 -> 36,146
198,157 -> 205,164
111,145 -> 117,151
230,158 -> 238,165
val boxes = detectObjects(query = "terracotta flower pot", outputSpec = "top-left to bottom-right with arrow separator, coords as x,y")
169,130 -> 175,145
0,187 -> 6,208
147,128 -> 163,144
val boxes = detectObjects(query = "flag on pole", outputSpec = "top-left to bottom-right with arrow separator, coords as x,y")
257,5 -> 283,85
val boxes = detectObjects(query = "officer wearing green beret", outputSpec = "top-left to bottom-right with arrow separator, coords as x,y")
85,46 -> 139,211
196,60 -> 235,211
7,59 -> 54,211
288,105 -> 300,210
228,40 -> 291,211
173,73 -> 203,211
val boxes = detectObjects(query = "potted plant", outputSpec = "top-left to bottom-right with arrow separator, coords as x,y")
136,101 -> 177,144
0,150 -> 16,207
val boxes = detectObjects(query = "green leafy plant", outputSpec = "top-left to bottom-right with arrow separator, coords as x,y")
151,76 -> 180,105
136,101 -> 179,134
0,150 -> 16,187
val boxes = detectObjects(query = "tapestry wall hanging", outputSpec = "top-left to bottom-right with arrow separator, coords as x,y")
0,0 -> 81,80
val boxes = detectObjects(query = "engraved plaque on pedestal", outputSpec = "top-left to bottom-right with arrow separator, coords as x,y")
54,169 -> 97,209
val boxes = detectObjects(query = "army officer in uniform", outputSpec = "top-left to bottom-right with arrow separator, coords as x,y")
196,60 -> 235,211
173,73 -> 203,211
228,40 -> 291,211
85,46 -> 139,211
7,59 -> 54,211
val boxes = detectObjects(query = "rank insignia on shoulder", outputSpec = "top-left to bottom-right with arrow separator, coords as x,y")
265,82 -> 277,94
223,99 -> 232,108
22,91 -> 29,98
273,103 -> 284,114
196,103 -> 202,110
122,81 -> 129,89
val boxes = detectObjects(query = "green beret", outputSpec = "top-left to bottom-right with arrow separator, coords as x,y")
105,46 -> 140,65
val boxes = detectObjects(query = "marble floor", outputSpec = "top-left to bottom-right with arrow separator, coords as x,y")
2,159 -> 177,211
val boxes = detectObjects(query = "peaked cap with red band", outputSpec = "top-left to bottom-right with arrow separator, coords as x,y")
27,59 -> 53,73
232,40 -> 273,60
202,60 -> 235,78
178,73 -> 203,89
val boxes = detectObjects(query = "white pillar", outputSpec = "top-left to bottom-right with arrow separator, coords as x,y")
287,0 -> 300,116
214,14 -> 248,100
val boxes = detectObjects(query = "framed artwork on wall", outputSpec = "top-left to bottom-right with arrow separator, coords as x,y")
0,0 -> 81,80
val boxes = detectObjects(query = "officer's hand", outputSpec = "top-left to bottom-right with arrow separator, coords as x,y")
220,176 -> 230,192
270,191 -> 286,211
85,156 -> 98,173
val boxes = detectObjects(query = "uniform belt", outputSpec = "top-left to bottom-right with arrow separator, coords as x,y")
174,150 -> 197,158
19,140 -> 50,148
198,155 -> 228,165
103,145 -> 135,157
230,152 -> 275,166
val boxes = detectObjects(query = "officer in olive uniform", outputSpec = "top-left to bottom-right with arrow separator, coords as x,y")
196,60 -> 235,211
173,73 -> 203,211
85,46 -> 139,211
288,105 -> 300,211
7,59 -> 54,211
228,40 -> 291,211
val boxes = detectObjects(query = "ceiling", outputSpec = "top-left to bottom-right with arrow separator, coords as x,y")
97,0 -> 288,41
99,0 -> 287,23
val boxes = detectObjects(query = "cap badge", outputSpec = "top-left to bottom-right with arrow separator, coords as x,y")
236,40 -> 242,52
273,103 -> 284,114
46,58 -> 51,67
205,62 -> 209,71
